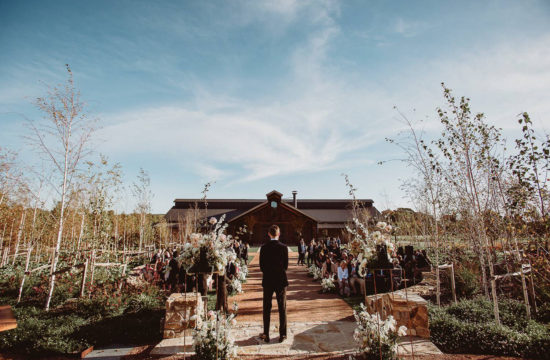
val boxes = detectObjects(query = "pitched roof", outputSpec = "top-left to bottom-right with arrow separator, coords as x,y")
166,197 -> 379,224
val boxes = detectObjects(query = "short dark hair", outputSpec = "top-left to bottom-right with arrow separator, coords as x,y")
268,224 -> 280,237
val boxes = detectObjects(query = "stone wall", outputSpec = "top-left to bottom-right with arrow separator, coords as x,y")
365,290 -> 430,338
163,293 -> 203,339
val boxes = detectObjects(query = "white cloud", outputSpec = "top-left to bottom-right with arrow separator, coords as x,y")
393,18 -> 430,38
97,6 -> 550,212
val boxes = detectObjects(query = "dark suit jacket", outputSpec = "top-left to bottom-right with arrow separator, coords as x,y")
260,239 -> 289,289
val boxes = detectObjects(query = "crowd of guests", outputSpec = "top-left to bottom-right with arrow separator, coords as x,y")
298,237 -> 432,297
145,239 -> 249,299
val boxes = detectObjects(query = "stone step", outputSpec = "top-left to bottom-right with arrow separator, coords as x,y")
151,336 -> 195,356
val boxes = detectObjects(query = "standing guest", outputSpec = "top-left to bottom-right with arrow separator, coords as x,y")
242,242 -> 249,265
336,236 -> 341,247
167,250 -> 179,293
306,240 -> 315,266
259,225 -> 288,343
297,239 -> 306,265
151,249 -> 162,264
337,260 -> 350,296
216,257 -> 236,313
233,240 -> 241,259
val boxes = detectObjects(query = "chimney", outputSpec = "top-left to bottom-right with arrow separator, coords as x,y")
292,190 -> 298,208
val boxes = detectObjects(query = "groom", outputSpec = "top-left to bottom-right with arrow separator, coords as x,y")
259,224 -> 288,343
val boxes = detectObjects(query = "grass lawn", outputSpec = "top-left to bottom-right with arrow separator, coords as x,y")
250,245 -> 298,253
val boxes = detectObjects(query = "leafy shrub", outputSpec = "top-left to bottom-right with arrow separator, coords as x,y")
429,298 -> 550,359
454,265 -> 479,297
535,302 -> 550,324
125,291 -> 164,314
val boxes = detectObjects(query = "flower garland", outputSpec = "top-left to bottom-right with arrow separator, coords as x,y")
194,310 -> 238,360
353,303 -> 407,360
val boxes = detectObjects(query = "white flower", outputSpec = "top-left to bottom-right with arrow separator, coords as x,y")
376,221 -> 387,229
385,224 -> 392,232
190,233 -> 201,242
398,325 -> 408,336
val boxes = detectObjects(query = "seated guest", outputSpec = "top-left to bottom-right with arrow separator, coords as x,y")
330,253 -> 339,275
316,249 -> 325,268
416,250 -> 431,270
321,257 -> 333,278
337,260 -> 350,296
349,259 -> 365,295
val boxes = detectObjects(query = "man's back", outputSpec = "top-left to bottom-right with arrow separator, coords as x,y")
260,240 -> 289,289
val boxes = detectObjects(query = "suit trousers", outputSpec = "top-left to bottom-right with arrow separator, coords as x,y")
263,286 -> 287,338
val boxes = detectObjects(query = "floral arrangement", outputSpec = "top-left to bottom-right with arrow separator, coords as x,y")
180,215 -> 236,274
353,303 -> 407,360
194,310 -> 238,360
236,264 -> 248,282
310,265 -> 323,280
321,275 -> 336,293
228,277 -> 242,295
307,265 -> 316,277
346,220 -> 397,276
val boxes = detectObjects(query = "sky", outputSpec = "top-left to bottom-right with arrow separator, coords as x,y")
0,0 -> 549,214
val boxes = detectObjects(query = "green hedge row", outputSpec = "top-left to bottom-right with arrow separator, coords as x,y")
429,298 -> 550,359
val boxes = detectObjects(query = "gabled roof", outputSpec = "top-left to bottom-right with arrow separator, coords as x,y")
166,192 -> 379,225
227,199 -> 318,224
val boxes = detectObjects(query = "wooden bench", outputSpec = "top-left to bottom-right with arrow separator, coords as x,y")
0,305 -> 17,332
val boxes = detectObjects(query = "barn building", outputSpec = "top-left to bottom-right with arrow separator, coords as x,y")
165,190 -> 380,245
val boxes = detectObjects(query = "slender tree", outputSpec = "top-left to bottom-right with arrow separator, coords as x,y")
26,65 -> 96,310
132,168 -> 152,252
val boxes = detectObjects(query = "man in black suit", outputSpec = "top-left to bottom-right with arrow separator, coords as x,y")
259,224 -> 288,343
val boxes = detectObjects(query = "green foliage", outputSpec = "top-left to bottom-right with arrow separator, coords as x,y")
454,265 -> 480,298
429,298 -> 550,359
0,270 -> 165,356
535,302 -> 550,324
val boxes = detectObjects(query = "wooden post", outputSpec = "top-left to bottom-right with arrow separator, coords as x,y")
89,250 -> 96,295
527,260 -> 537,314
450,263 -> 457,304
17,247 -> 33,303
520,262 -> 531,320
118,262 -> 127,292
80,258 -> 89,297
436,264 -> 441,306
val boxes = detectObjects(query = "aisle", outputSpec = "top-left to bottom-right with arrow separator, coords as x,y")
230,250 -> 354,324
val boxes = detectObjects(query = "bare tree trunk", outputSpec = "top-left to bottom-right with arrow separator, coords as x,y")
45,143 -> 69,311
77,212 -> 85,251
17,246 -> 33,303
13,210 -> 26,265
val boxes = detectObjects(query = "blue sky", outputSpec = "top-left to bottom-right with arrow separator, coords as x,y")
1,0 -> 549,213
